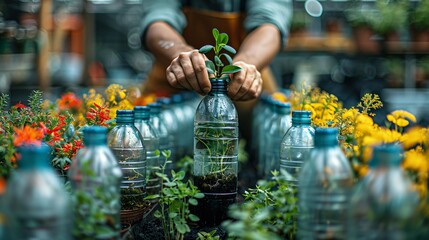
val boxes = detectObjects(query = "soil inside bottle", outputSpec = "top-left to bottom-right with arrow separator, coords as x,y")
192,173 -> 237,227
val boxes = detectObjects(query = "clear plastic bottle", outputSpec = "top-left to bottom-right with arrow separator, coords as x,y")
193,78 -> 238,227
149,101 -> 173,173
280,110 -> 315,187
298,127 -> 354,240
134,106 -> 161,197
68,126 -> 122,239
107,110 -> 146,222
263,101 -> 292,179
257,97 -> 276,178
154,99 -> 177,163
171,94 -> 187,159
347,143 -> 419,240
3,144 -> 71,240
251,93 -> 269,161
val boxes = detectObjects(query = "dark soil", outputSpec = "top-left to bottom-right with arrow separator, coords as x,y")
125,204 -> 228,240
192,173 -> 237,227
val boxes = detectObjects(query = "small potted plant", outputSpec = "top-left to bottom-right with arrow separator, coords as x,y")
372,0 -> 408,48
409,0 -> 429,50
192,28 -> 241,227
345,5 -> 379,54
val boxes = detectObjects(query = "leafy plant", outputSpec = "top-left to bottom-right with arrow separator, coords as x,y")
372,0 -> 408,36
199,28 -> 242,80
145,150 -> 204,240
196,230 -> 220,240
223,170 -> 298,240
345,5 -> 376,28
70,160 -> 121,239
410,0 -> 429,30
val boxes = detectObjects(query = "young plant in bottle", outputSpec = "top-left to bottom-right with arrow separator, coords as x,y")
198,28 -> 242,80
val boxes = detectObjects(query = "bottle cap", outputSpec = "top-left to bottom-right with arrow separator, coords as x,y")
314,127 -> 338,147
17,143 -> 51,170
292,110 -> 312,125
116,110 -> 134,123
83,126 -> 108,146
134,106 -> 150,120
210,78 -> 228,92
273,101 -> 291,114
370,143 -> 403,167
148,102 -> 162,114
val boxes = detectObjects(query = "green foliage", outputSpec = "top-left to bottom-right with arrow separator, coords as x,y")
196,230 -> 220,240
410,0 -> 429,30
345,6 -> 376,28
373,0 -> 408,35
199,28 -> 242,79
223,170 -> 298,240
71,160 -> 121,239
145,150 -> 204,240
290,11 -> 309,31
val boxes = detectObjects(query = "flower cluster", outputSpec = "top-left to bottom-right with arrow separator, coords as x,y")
275,86 -> 429,197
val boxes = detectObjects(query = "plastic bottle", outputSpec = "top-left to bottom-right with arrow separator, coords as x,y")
134,106 -> 160,197
155,98 -> 177,163
149,101 -> 174,173
193,78 -> 238,227
3,144 -> 71,240
347,143 -> 419,240
280,110 -> 315,187
298,127 -> 354,240
68,126 -> 122,239
108,110 -> 146,223
263,101 -> 292,179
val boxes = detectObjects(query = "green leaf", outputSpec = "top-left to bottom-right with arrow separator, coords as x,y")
205,60 -> 216,74
199,45 -> 214,54
214,56 -> 223,67
221,65 -> 242,75
220,53 -> 233,65
222,45 -> 236,54
164,182 -> 177,187
169,212 -> 178,219
212,28 -> 219,40
194,192 -> 205,199
219,33 -> 229,45
188,198 -> 198,206
144,194 -> 160,200
154,210 -> 162,218
176,222 -> 188,234
189,214 -> 200,222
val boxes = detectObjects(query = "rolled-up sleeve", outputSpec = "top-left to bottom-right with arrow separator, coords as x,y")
245,0 -> 292,49
140,0 -> 187,42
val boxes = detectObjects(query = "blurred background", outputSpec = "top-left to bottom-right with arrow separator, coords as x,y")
0,0 -> 428,125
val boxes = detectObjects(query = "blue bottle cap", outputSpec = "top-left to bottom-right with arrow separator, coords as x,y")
171,94 -> 183,103
273,101 -> 291,114
314,127 -> 338,147
210,78 -> 228,92
157,97 -> 171,106
134,106 -> 150,120
370,143 -> 403,167
148,102 -> 162,114
17,143 -> 52,170
83,126 -> 108,146
292,110 -> 312,125
116,110 -> 134,123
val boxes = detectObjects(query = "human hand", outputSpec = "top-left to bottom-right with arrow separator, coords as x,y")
228,61 -> 262,101
166,49 -> 211,95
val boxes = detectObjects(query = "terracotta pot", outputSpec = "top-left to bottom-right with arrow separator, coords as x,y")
410,27 -> 429,51
121,206 -> 149,225
352,26 -> 380,54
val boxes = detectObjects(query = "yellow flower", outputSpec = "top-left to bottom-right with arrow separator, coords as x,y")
401,127 -> 429,149
84,89 -> 105,109
402,149 -> 428,173
105,84 -> 127,106
271,92 -> 288,103
387,110 -> 416,128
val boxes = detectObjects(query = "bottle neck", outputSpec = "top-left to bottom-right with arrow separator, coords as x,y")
18,144 -> 51,171
209,78 -> 228,94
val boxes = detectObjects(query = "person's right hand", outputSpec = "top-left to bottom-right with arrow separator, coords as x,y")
166,49 -> 211,95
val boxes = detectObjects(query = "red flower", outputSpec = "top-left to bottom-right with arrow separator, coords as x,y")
86,103 -> 111,126
13,102 -> 26,109
13,125 -> 45,146
57,92 -> 82,111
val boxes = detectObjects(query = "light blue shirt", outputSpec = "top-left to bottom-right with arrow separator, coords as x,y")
141,0 -> 292,49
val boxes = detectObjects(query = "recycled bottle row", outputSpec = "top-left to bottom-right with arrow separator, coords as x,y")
252,93 -> 423,239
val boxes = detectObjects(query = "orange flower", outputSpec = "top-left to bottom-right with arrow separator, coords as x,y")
57,92 -> 82,111
86,103 -> 111,126
13,125 -> 45,146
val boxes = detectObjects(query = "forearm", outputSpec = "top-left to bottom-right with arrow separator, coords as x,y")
233,24 -> 281,70
145,21 -> 194,66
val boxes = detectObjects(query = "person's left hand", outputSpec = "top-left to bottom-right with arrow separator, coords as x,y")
228,61 -> 262,101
